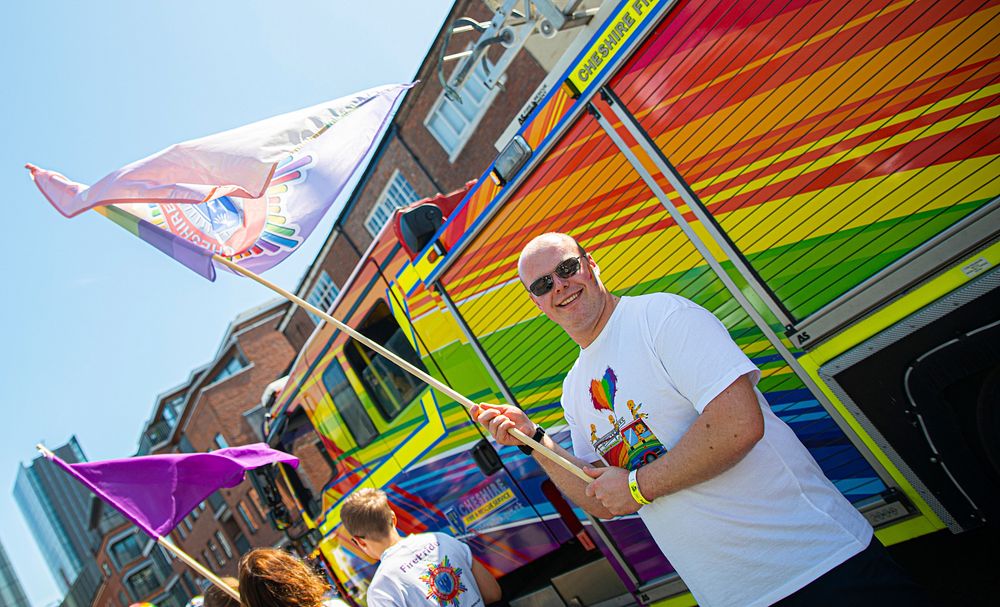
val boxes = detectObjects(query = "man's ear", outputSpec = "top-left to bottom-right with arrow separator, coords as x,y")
391,510 -> 398,528
588,255 -> 601,280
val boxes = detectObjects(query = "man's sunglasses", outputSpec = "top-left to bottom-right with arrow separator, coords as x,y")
527,256 -> 584,297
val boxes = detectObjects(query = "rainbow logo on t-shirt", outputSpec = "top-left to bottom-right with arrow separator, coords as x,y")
420,555 -> 467,607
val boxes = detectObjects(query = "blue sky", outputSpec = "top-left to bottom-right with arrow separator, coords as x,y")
0,1 -> 454,604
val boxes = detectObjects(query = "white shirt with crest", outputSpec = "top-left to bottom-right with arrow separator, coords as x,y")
366,532 -> 484,607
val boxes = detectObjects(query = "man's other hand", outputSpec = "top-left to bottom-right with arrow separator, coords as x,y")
584,466 -> 642,516
471,403 -> 535,447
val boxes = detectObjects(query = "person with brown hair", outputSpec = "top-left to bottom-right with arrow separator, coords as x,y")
341,487 -> 501,606
203,577 -> 239,607
238,547 -> 348,607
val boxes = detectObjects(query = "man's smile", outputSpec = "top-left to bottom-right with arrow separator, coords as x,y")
557,289 -> 582,307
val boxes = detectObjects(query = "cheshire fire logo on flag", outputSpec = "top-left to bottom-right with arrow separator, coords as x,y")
27,83 -> 412,280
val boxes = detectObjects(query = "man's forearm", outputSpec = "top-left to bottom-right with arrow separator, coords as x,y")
530,433 -> 613,519
636,376 -> 764,501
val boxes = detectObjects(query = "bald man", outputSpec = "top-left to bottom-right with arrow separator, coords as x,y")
471,233 -> 928,607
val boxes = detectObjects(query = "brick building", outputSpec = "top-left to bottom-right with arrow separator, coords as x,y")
266,0 -> 557,514
87,3 -> 610,601
88,497 -> 192,607
272,0 -> 605,501
92,300 -> 304,604
278,0 -> 557,352
152,301 -> 301,580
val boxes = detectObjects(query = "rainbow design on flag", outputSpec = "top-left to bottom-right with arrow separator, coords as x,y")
95,153 -> 317,281
31,83 -> 411,282
145,154 -> 312,264
225,154 -> 314,261
93,204 -> 217,280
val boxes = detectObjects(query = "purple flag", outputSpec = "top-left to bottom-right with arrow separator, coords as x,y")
26,83 -> 412,280
42,443 -> 297,538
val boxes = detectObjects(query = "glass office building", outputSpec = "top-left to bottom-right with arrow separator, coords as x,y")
0,538 -> 30,607
13,436 -> 99,593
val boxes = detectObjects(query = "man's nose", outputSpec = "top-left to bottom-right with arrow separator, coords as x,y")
552,273 -> 571,291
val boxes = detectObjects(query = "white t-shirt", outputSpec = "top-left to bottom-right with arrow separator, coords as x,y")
367,532 -> 484,607
563,294 -> 872,607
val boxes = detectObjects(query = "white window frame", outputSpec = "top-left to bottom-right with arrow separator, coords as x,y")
424,55 -> 505,162
364,170 -> 421,237
306,270 -> 340,325
214,530 -> 234,559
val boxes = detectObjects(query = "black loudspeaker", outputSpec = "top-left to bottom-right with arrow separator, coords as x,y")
472,438 -> 503,476
397,203 -> 444,257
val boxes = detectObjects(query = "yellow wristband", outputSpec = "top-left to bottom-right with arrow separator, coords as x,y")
628,469 -> 651,506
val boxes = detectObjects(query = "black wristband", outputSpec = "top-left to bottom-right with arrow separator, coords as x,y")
518,425 -> 546,455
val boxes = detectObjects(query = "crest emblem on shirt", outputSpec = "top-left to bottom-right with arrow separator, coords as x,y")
589,367 -> 666,470
419,555 -> 467,607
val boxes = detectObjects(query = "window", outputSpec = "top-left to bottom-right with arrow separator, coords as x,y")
109,533 -> 144,569
214,531 -> 234,559
126,565 -> 160,600
234,532 -> 251,554
207,490 -> 226,513
345,301 -> 427,421
207,539 -> 226,567
213,433 -> 229,450
237,502 -> 258,533
151,545 -> 173,578
315,438 -> 338,475
162,404 -> 177,427
321,361 -> 377,447
178,435 -> 195,454
201,550 -> 215,573
425,57 -> 503,160
210,353 -> 247,384
182,571 -> 198,595
221,515 -> 249,555
153,590 -> 186,607
182,515 -> 193,531
306,271 -> 340,324
175,524 -> 186,540
365,171 -> 421,237
161,395 -> 184,428
102,562 -> 112,577
167,580 -> 190,607
160,544 -> 174,561
247,489 -> 266,522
